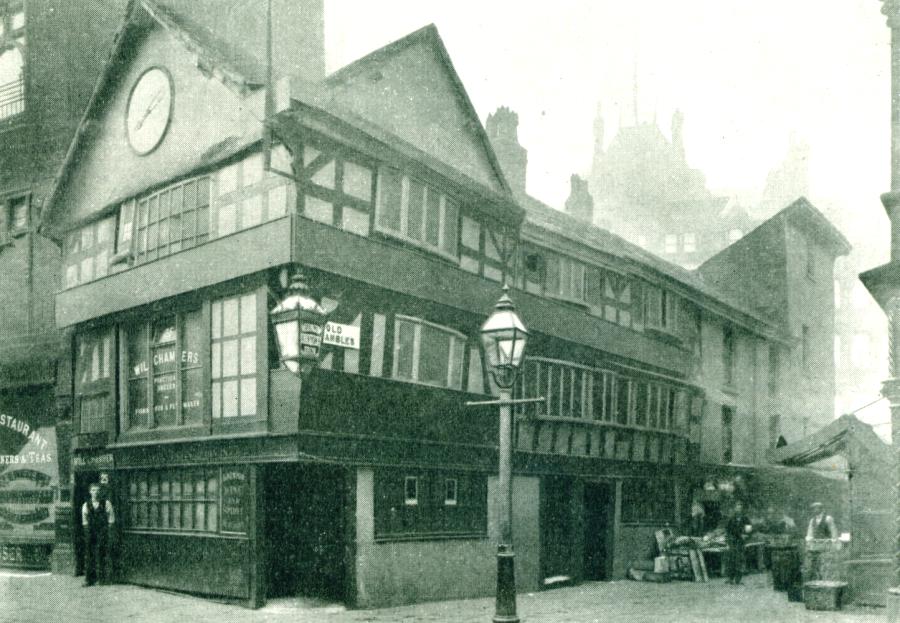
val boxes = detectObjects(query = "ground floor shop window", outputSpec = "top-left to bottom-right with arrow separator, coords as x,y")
374,469 -> 487,539
621,478 -> 675,524
125,467 -> 248,535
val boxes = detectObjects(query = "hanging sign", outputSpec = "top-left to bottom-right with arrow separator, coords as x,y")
323,322 -> 360,349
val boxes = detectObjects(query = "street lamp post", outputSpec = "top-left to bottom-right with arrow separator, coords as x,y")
478,285 -> 530,623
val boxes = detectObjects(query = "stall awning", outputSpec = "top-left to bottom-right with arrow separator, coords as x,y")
767,414 -> 891,470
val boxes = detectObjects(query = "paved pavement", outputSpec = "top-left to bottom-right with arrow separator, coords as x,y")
0,570 -> 886,622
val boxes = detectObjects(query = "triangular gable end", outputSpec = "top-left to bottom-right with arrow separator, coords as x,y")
42,0 -> 264,234
325,25 -> 510,195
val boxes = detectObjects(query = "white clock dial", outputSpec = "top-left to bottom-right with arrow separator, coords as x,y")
126,67 -> 173,155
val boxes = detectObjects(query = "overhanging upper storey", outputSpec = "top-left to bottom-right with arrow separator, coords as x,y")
265,23 -> 523,230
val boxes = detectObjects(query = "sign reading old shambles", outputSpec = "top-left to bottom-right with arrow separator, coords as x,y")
220,468 -> 248,534
323,322 -> 360,350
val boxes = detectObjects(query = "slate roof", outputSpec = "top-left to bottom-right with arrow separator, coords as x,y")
517,191 -> 785,337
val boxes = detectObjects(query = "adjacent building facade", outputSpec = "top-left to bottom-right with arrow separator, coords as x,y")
0,0 -> 125,570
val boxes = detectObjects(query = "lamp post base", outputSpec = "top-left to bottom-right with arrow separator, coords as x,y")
493,544 -> 519,623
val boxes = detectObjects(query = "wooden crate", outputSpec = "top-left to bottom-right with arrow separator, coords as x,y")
804,581 -> 847,611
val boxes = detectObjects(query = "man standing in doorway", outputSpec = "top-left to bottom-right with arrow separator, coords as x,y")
81,482 -> 115,586
724,501 -> 752,585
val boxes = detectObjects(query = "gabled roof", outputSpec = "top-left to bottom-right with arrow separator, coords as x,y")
780,196 -> 852,256
322,24 -> 512,196
39,0 -> 260,237
516,191 -> 785,339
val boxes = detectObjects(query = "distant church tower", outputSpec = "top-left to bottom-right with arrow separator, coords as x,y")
485,107 -> 528,195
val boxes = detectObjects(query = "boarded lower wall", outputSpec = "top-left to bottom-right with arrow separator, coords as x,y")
353,469 -> 540,608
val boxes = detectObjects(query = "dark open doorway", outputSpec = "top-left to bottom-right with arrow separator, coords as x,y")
541,476 -> 576,583
264,463 -> 347,601
583,482 -> 614,581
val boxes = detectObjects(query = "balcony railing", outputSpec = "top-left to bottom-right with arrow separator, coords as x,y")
0,76 -> 24,120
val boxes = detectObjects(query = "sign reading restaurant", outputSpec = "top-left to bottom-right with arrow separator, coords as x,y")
0,417 -> 58,569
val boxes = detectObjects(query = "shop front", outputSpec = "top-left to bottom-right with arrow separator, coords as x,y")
72,436 -> 357,608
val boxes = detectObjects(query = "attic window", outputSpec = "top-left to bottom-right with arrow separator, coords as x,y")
0,1 -> 25,120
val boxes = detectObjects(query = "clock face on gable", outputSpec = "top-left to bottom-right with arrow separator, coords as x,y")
125,67 -> 173,155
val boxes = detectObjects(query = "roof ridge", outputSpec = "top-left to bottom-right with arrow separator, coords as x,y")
323,23 -> 512,195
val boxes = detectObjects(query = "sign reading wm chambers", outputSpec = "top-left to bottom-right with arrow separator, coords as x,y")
0,414 -> 58,569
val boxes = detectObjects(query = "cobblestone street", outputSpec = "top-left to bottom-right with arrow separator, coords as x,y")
0,571 -> 885,623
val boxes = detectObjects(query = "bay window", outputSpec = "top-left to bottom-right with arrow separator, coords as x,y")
392,316 -> 464,390
376,168 -> 459,260
516,357 -> 687,432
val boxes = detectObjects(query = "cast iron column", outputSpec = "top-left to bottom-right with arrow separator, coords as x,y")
494,386 -> 518,623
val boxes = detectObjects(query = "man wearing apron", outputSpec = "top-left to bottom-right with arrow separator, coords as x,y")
804,502 -> 837,581
81,482 -> 115,586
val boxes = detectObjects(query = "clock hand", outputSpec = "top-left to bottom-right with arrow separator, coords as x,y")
134,89 -> 166,132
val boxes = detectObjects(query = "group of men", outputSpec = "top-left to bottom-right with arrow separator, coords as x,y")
723,500 -> 837,585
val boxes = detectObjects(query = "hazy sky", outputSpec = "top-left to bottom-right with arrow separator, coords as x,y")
325,0 -> 890,252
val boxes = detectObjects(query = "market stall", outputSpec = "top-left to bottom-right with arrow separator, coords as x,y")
768,414 -> 892,607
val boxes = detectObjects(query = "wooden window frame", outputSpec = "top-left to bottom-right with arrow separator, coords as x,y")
211,291 -> 262,420
391,315 -> 466,391
75,327 -> 115,434
125,468 -> 227,535
543,252 -> 587,305
374,167 -> 460,263
122,307 -> 205,431
375,469 -> 487,540
132,175 -> 211,265
723,325 -> 736,387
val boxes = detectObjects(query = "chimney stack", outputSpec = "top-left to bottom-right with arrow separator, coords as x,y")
564,174 -> 594,224
486,106 -> 528,195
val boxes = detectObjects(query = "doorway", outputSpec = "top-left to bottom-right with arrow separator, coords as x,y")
541,476 -> 576,583
264,463 -> 347,601
583,482 -> 614,580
